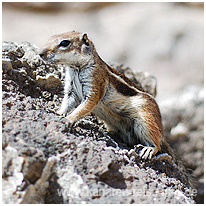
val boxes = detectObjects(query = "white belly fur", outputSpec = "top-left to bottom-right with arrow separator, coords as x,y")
92,87 -> 149,146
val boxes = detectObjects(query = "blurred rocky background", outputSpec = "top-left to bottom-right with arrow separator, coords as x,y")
2,2 -> 204,100
2,2 -> 204,204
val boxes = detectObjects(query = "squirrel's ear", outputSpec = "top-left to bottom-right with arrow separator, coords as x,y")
81,33 -> 90,46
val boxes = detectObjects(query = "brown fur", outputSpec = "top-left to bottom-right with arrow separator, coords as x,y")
39,31 -> 172,160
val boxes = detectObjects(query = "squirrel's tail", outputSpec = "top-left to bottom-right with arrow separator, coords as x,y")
159,140 -> 194,188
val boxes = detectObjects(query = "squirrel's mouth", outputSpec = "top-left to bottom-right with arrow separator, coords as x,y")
39,50 -> 56,63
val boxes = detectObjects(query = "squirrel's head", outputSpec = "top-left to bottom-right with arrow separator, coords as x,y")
39,31 -> 95,68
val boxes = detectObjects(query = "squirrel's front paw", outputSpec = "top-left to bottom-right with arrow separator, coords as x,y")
64,117 -> 71,126
57,109 -> 65,116
65,115 -> 76,127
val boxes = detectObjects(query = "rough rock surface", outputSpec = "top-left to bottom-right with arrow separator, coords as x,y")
2,41 -> 201,204
160,85 -> 204,204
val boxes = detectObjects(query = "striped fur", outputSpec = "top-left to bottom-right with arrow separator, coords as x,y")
40,31 -> 167,159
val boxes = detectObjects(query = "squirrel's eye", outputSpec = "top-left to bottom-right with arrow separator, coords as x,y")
59,40 -> 71,47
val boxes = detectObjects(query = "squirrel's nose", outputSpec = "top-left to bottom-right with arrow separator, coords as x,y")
39,49 -> 47,60
39,53 -> 44,58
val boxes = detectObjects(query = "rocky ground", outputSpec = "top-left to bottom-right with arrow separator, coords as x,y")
2,41 -> 203,203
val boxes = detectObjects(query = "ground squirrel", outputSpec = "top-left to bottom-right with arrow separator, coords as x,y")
39,31 -> 174,161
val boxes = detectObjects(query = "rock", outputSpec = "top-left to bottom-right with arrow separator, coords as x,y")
2,41 -> 196,204
2,58 -> 13,72
22,149 -> 46,184
170,122 -> 188,138
55,156 -> 89,204
36,74 -> 62,90
3,2 -> 63,12
160,85 -> 204,203
2,146 -> 25,204
21,156 -> 57,204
